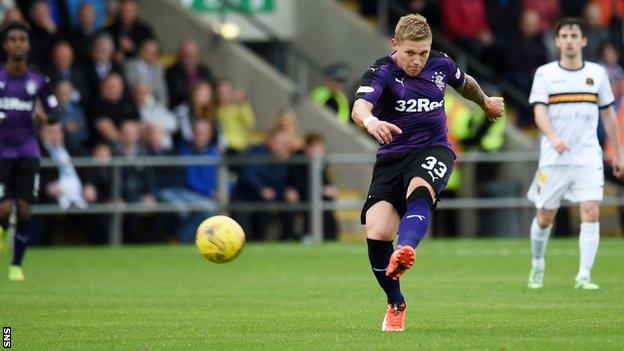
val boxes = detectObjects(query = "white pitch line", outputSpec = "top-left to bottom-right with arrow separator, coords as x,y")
428,248 -> 624,257
247,245 -> 624,257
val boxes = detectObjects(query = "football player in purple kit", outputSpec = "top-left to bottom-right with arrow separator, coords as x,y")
0,22 -> 58,281
352,14 -> 505,332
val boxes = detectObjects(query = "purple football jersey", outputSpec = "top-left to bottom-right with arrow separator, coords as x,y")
0,67 -> 58,159
355,51 -> 465,156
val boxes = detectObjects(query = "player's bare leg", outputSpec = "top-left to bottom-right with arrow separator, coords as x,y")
365,201 -> 407,331
528,208 -> 556,289
575,201 -> 600,289
0,200 -> 11,254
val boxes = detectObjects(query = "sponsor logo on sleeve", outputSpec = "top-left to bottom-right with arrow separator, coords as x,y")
47,95 -> 58,108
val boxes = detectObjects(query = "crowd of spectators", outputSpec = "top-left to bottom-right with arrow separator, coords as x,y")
0,0 -> 337,244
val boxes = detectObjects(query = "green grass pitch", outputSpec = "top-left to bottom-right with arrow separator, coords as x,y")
2,239 -> 624,350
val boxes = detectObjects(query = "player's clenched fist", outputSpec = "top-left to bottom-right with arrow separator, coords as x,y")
365,117 -> 403,144
484,96 -> 505,122
612,150 -> 624,179
549,136 -> 569,154
32,110 -> 48,123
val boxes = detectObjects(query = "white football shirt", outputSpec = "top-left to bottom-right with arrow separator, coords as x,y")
529,61 -> 614,167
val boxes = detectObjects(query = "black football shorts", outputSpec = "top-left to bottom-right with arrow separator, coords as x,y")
0,158 -> 40,203
361,146 -> 454,224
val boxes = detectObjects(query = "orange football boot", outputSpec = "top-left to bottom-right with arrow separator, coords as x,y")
386,245 -> 416,280
382,302 -> 407,332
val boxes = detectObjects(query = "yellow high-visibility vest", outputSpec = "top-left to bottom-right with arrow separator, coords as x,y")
311,86 -> 350,124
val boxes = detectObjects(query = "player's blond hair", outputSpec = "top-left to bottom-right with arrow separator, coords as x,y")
394,13 -> 432,42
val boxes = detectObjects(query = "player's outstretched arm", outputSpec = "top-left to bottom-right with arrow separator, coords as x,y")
454,74 -> 504,122
352,99 -> 402,144
600,106 -> 624,179
534,104 -> 569,154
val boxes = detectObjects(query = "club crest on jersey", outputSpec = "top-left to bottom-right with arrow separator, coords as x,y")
395,77 -> 405,87
586,77 -> 594,86
432,71 -> 446,91
537,170 -> 547,185
25,79 -> 37,96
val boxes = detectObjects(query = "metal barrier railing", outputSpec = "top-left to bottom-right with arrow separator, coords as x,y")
33,152 -> 624,245
36,154 -> 323,245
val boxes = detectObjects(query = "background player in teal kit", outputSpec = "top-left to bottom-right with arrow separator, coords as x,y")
0,22 -> 58,281
352,14 -> 504,332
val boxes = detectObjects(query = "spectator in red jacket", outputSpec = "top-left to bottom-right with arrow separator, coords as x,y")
523,0 -> 560,34
440,0 -> 494,60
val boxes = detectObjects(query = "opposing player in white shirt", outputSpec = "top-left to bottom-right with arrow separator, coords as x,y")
527,18 -> 624,290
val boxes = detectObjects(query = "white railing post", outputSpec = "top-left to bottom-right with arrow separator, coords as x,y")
109,164 -> 123,246
218,159 -> 230,214
309,156 -> 323,243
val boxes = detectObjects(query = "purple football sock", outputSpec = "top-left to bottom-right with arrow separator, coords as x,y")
12,220 -> 31,266
397,197 -> 431,248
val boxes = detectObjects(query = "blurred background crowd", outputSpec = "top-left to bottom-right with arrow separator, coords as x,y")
1,0 -> 341,244
3,0 -> 624,244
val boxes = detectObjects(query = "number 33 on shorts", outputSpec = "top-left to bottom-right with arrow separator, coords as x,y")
421,156 -> 448,182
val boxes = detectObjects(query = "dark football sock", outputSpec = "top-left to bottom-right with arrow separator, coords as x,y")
367,238 -> 405,305
11,220 -> 31,266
